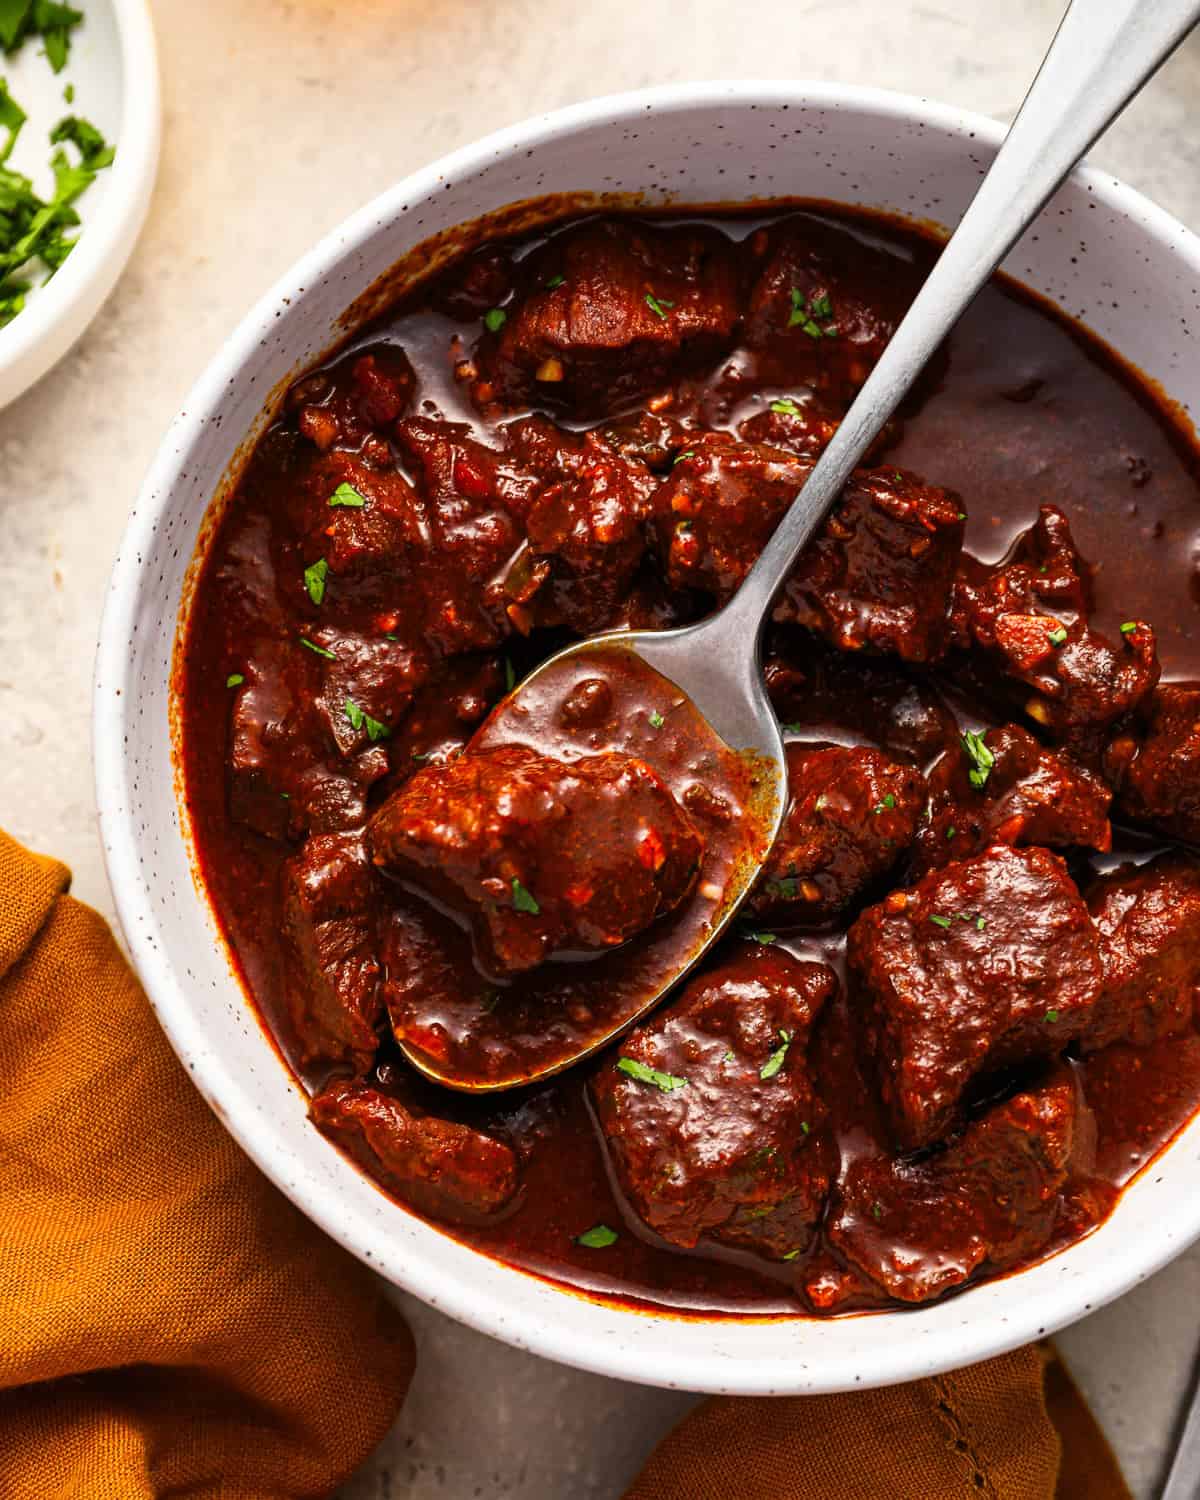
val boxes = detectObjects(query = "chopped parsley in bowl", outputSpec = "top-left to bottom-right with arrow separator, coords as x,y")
0,1 -> 114,329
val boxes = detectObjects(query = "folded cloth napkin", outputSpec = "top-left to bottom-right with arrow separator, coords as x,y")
623,1344 -> 1131,1499
0,829 -> 1131,1499
0,829 -> 413,1498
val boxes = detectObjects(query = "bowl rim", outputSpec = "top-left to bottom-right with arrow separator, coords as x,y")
94,78 -> 1200,1394
0,0 -> 161,408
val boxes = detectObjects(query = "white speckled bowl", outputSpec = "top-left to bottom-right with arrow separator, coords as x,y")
95,83 -> 1200,1394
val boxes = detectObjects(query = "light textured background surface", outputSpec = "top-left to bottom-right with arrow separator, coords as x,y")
2,0 -> 1199,1494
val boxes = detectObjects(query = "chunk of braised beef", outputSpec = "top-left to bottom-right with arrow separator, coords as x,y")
987,617 -> 1159,763
430,245 -> 515,321
601,563 -> 707,634
303,627 -> 431,757
499,413 -> 589,486
228,639 -> 386,841
286,449 -> 427,600
591,944 -> 836,1259
280,833 -> 382,1070
746,745 -> 924,927
396,416 -> 533,653
950,504 -> 1091,648
653,432 -> 810,601
289,343 -> 416,453
1110,684 -> 1200,845
736,397 -> 842,460
741,214 -> 922,403
950,507 -> 1157,758
310,1075 -> 518,1224
601,409 -> 694,470
912,724 -> 1112,876
1082,854 -> 1200,1052
507,440 -> 659,635
474,219 -> 741,415
819,1070 -> 1079,1306
764,632 -> 956,764
773,466 -> 966,662
848,844 -> 1104,1148
386,653 -> 506,780
367,744 -> 704,976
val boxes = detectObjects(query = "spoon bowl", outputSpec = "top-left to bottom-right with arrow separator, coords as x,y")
392,625 -> 788,1091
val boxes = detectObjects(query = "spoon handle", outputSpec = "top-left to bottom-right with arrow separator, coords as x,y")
726,0 -> 1200,640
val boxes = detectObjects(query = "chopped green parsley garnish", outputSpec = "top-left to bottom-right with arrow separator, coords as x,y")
344,698 -> 390,742
648,708 -> 665,729
645,291 -> 674,319
800,1120 -> 811,1135
483,307 -> 507,333
760,1030 -> 792,1081
511,877 -> 540,915
770,397 -> 804,417
746,930 -> 777,946
1047,625 -> 1068,646
1,1 -> 83,72
576,1223 -> 618,1249
961,729 -> 995,790
781,721 -> 805,734
977,916 -> 987,931
723,1050 -> 736,1064
673,449 -> 695,465
0,94 -> 115,328
872,793 -> 896,815
225,672 -> 245,688
766,875 -> 799,901
299,636 -> 336,660
1120,621 -> 1138,634
946,826 -> 957,840
782,1247 -> 803,1260
544,273 -> 565,289
787,287 -> 836,338
304,557 -> 328,606
871,1201 -> 884,1221
1045,1008 -> 1060,1023
328,482 -> 366,508
617,1056 -> 688,1093
929,914 -> 953,929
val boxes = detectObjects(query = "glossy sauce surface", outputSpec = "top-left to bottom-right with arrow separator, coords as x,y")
179,205 -> 1200,1317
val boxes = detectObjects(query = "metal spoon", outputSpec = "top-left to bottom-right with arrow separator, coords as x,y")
399,0 -> 1200,1091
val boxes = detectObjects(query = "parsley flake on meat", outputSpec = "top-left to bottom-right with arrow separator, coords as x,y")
617,1056 -> 688,1093
511,877 -> 540,915
759,1029 -> 792,1080
961,729 -> 995,789
327,482 -> 366,508
303,557 -> 328,606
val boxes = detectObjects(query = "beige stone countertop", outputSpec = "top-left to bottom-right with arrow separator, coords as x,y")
3,0 -> 1200,1494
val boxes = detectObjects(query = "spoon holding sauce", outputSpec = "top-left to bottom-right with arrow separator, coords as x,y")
386,0 -> 1200,1092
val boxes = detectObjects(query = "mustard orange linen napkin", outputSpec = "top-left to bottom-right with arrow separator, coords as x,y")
0,828 -> 1131,1499
0,829 -> 413,1499
622,1336 -> 1131,1499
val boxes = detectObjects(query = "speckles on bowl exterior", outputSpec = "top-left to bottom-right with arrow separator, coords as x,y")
94,81 -> 1200,1398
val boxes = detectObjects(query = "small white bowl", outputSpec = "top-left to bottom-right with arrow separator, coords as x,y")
95,82 -> 1200,1395
0,0 -> 160,409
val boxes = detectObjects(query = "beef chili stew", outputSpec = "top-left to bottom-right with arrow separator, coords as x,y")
179,205 -> 1200,1318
